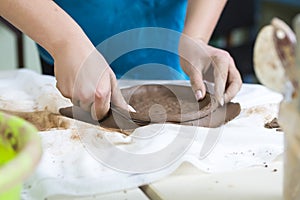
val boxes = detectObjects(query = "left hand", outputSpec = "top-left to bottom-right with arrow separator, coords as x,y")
179,36 -> 242,105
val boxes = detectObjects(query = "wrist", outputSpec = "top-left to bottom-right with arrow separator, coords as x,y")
52,34 -> 95,65
181,30 -> 208,44
178,33 -> 207,56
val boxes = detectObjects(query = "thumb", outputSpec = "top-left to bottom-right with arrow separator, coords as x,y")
212,56 -> 229,106
110,73 -> 136,112
190,71 -> 207,101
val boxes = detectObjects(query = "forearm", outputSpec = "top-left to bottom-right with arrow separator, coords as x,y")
183,0 -> 227,43
0,0 -> 94,59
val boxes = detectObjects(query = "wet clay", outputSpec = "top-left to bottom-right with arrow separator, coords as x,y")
59,84 -> 241,132
99,84 -> 241,130
122,84 -> 218,123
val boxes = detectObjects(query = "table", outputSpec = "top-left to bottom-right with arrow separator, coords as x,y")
0,69 -> 283,200
143,160 -> 282,200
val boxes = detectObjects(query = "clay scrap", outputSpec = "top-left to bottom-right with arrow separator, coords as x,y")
264,118 -> 282,132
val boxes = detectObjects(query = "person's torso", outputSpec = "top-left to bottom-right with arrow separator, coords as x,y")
39,0 -> 188,79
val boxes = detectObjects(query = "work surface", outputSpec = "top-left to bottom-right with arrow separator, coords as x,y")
0,69 -> 284,200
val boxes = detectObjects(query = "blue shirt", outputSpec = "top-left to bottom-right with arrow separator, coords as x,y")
38,0 -> 189,79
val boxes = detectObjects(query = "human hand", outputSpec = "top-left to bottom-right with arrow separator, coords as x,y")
179,36 -> 242,105
54,46 -> 132,120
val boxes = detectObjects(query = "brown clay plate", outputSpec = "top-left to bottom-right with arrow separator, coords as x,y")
59,84 -> 241,131
121,84 -> 219,123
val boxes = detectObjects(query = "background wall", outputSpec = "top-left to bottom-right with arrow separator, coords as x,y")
259,0 -> 300,28
210,0 -> 300,83
0,23 -> 41,73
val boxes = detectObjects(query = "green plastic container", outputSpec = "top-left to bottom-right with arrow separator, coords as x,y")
0,111 -> 42,200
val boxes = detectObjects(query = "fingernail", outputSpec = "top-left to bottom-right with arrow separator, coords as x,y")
219,97 -> 224,106
91,103 -> 98,120
195,90 -> 203,101
128,105 -> 136,113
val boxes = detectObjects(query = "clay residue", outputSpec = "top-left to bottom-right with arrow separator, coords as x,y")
103,128 -> 133,135
243,104 -> 279,123
264,118 -> 282,132
96,133 -> 103,139
1,110 -> 70,131
70,133 -> 80,141
244,106 -> 269,116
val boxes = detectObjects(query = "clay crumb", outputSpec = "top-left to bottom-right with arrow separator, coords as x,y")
264,118 -> 281,129
96,133 -> 103,139
70,133 -> 80,141
245,106 -> 267,116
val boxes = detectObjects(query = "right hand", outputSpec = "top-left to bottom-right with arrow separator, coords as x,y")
179,35 -> 242,105
54,45 -> 130,120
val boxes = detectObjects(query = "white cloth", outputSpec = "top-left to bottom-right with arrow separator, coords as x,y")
0,69 -> 283,199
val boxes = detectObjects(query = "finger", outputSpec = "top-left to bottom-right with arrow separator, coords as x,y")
110,72 -> 136,112
224,81 -> 241,103
72,84 -> 95,112
72,99 -> 80,107
71,70 -> 98,112
212,55 -> 229,106
91,88 -> 111,120
79,101 -> 93,112
91,70 -> 112,120
224,60 -> 242,103
189,67 -> 207,101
